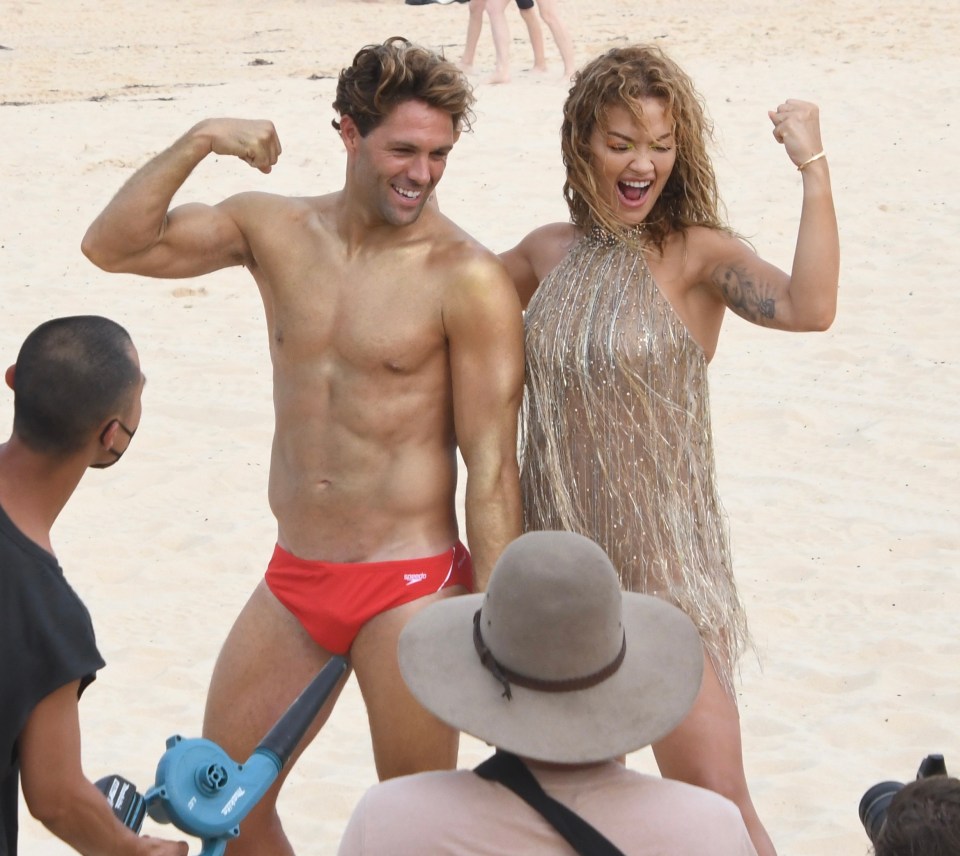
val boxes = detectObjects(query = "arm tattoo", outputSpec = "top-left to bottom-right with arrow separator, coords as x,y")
714,264 -> 777,324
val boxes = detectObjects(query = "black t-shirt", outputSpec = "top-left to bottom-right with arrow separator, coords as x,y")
0,503 -> 105,856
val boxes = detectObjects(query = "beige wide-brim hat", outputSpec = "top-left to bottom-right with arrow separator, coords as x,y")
399,530 -> 704,764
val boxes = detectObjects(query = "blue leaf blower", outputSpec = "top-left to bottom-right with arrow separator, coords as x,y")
142,655 -> 348,856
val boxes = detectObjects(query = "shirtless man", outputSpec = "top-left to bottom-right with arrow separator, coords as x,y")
82,37 -> 524,855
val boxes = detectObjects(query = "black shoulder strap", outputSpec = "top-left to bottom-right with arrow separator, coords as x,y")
474,751 -> 626,856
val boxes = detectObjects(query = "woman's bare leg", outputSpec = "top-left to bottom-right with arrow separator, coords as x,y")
652,652 -> 777,856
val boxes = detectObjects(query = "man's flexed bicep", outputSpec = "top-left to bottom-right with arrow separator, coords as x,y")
445,256 -> 525,590
82,118 -> 281,278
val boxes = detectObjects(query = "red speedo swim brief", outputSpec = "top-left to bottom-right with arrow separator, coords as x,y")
264,541 -> 473,654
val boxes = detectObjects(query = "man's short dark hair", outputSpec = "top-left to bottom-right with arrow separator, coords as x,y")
12,316 -> 139,455
332,36 -> 475,137
874,776 -> 960,856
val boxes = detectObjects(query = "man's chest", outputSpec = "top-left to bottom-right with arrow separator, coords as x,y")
266,277 -> 448,378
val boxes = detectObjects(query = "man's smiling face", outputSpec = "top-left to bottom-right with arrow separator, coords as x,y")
351,99 -> 458,227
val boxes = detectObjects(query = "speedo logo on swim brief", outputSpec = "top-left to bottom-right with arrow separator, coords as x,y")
404,572 -> 428,586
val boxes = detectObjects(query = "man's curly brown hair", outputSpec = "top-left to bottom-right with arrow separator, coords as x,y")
561,44 -> 731,250
332,37 -> 475,137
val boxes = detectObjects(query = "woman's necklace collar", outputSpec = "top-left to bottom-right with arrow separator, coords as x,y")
586,223 -> 647,248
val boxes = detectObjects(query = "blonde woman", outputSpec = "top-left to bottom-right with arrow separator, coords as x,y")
500,44 -> 839,856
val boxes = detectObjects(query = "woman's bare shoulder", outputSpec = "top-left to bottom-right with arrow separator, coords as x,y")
517,222 -> 581,278
499,222 -> 580,308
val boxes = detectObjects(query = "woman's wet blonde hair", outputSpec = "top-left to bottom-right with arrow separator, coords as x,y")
562,44 -> 730,249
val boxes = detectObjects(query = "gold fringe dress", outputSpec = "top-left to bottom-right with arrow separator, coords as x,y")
521,229 -> 750,695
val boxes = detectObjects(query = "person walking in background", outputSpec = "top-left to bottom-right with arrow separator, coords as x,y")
462,0 -> 574,83
459,0 -> 547,77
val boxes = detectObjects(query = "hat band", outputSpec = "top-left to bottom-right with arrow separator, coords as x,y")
473,609 -> 626,701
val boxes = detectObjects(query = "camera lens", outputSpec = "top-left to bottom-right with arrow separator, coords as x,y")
859,780 -> 903,843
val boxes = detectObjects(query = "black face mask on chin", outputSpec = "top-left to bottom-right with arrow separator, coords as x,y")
89,420 -> 136,469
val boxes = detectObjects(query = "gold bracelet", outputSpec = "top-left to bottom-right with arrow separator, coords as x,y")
797,150 -> 826,171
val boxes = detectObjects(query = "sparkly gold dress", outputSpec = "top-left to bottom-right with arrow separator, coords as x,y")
521,229 -> 749,695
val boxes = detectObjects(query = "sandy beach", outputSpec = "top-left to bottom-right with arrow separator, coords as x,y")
3,1 -> 959,853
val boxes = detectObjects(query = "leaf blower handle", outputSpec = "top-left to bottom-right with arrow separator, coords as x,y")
95,774 -> 146,833
255,655 -> 349,766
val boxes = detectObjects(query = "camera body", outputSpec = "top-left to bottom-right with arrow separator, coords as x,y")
859,754 -> 948,843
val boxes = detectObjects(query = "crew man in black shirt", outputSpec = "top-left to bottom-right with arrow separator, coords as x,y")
0,315 -> 186,855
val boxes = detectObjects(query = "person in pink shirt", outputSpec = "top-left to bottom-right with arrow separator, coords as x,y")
338,531 -> 758,856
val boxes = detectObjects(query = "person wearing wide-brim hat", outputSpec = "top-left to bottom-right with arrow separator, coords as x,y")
338,531 -> 757,855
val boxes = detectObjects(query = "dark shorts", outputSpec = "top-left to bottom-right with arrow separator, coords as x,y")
515,0 -> 535,9
265,542 -> 474,654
